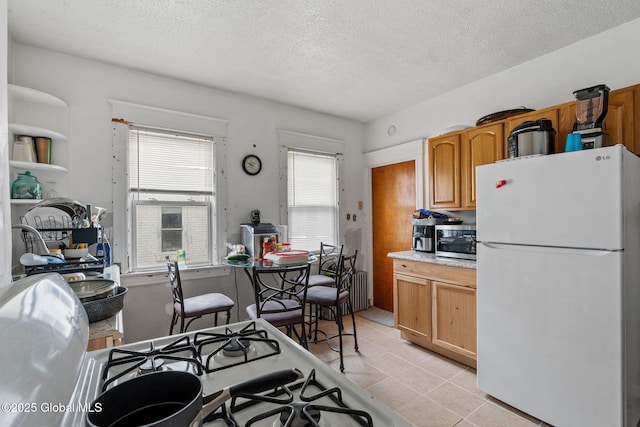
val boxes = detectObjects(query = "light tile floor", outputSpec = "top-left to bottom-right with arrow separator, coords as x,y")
306,308 -> 551,427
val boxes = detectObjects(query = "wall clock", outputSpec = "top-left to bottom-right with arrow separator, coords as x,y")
242,154 -> 262,176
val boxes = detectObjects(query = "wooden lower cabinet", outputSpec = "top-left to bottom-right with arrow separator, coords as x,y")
393,259 -> 476,367
87,312 -> 124,351
394,273 -> 431,343
431,281 -> 476,360
87,333 -> 123,351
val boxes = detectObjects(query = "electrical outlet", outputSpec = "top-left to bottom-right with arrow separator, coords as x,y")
352,214 -> 357,221
346,213 -> 351,220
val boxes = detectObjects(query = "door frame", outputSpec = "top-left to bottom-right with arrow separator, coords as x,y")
363,139 -> 423,308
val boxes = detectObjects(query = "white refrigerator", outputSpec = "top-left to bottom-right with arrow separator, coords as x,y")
476,145 -> 640,427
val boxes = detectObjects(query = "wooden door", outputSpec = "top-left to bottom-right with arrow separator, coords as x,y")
371,160 -> 415,312
606,87 -> 635,153
394,273 -> 431,342
431,281 -> 477,359
462,124 -> 504,209
428,134 -> 461,209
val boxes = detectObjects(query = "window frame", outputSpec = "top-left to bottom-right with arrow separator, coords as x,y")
110,100 -> 228,276
131,199 -> 213,271
286,148 -> 340,250
127,126 -> 216,271
277,130 -> 345,253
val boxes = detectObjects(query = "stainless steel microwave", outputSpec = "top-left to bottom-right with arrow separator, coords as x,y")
435,224 -> 476,260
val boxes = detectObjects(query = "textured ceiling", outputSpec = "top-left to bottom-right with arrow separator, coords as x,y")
7,1 -> 640,122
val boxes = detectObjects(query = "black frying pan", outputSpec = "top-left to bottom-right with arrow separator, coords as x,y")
86,368 -> 303,427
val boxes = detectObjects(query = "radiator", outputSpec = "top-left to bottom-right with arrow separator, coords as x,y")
320,271 -> 369,320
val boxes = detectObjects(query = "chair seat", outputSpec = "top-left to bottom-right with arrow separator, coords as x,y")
306,285 -> 349,306
176,293 -> 234,317
246,299 -> 303,327
307,274 -> 336,287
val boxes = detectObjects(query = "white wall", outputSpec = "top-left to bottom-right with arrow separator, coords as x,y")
365,18 -> 640,153
5,43 -> 365,342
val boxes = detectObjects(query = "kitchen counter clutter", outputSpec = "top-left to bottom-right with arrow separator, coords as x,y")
388,250 -> 477,367
87,265 -> 124,351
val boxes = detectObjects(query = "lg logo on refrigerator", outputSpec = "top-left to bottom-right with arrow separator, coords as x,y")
595,155 -> 612,161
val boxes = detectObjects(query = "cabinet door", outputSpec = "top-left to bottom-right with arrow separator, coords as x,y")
428,133 -> 461,209
606,86 -> 636,154
431,281 -> 476,359
393,273 -> 431,342
461,123 -> 503,209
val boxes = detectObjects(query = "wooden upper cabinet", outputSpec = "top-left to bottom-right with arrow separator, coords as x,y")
557,101 -> 576,153
427,83 -> 640,211
428,133 -> 461,209
461,123 -> 504,209
558,85 -> 637,154
605,86 -> 637,154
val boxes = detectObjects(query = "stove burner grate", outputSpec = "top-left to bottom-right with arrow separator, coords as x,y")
100,336 -> 202,392
231,369 -> 374,427
194,321 -> 281,373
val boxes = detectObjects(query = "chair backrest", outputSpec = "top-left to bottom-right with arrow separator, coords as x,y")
166,256 -> 184,305
250,263 -> 311,316
336,250 -> 358,292
317,242 -> 343,276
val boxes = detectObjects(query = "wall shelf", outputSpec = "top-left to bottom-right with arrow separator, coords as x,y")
10,199 -> 42,205
8,84 -> 67,107
8,123 -> 68,142
9,160 -> 68,173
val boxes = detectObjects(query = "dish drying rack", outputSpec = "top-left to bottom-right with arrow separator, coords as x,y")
17,215 -> 107,276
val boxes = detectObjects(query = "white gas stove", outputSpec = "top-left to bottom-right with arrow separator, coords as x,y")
1,273 -> 411,427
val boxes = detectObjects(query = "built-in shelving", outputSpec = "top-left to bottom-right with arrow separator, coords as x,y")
7,84 -> 69,177
8,123 -> 68,143
8,84 -> 67,107
8,160 -> 68,173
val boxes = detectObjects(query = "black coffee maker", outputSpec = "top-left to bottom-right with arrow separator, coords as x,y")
572,84 -> 610,149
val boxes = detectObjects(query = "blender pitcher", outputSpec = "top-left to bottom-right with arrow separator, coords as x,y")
573,84 -> 609,131
572,84 -> 610,149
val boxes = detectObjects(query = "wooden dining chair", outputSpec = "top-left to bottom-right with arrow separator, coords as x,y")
305,250 -> 359,372
308,242 -> 343,287
166,256 -> 235,335
245,262 -> 311,348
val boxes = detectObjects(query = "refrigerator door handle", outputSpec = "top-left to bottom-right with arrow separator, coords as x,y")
479,241 -> 619,256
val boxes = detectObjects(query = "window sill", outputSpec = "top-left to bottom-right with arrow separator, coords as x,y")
120,264 -> 230,287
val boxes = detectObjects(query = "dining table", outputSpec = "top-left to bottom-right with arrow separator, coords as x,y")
224,253 -> 317,278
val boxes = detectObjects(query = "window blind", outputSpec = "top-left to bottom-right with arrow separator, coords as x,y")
287,149 -> 338,250
129,128 -> 213,195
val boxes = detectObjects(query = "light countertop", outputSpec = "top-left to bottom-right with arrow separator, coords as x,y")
387,250 -> 476,269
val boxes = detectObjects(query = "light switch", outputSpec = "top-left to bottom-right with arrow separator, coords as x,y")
358,201 -> 363,210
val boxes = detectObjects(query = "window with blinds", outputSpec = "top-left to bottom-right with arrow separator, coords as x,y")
287,149 -> 338,251
129,127 -> 214,270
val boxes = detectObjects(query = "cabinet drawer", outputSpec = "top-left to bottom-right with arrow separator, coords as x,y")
393,259 -> 476,288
